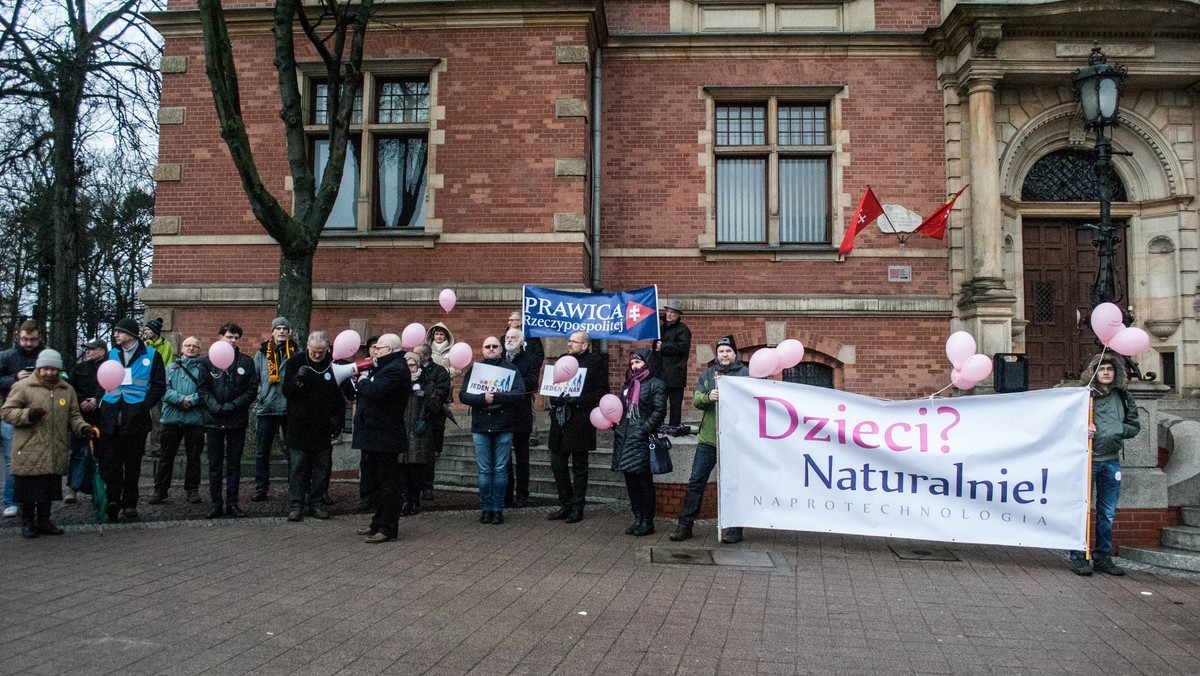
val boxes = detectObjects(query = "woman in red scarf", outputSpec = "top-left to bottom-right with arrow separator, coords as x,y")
611,348 -> 666,536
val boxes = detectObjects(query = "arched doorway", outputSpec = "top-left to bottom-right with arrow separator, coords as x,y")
1020,149 -> 1128,387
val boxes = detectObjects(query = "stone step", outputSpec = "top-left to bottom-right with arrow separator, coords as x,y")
1181,506 -> 1200,528
1160,524 -> 1200,552
1119,545 -> 1200,573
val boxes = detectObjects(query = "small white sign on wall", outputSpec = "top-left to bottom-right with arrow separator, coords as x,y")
887,265 -> 913,283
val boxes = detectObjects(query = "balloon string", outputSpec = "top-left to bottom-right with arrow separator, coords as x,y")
1086,344 -> 1108,389
929,382 -> 954,399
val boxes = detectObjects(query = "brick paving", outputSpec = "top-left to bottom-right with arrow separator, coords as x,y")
2,497 -> 1200,675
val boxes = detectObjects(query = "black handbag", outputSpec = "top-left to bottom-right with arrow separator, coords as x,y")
648,434 -> 673,474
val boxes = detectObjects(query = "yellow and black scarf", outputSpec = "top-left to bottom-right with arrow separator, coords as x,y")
267,341 -> 295,384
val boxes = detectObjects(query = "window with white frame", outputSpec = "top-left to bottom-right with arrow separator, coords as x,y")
714,96 -> 833,246
307,71 -> 432,231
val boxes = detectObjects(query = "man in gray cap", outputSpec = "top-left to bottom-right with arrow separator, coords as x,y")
652,300 -> 692,430
251,316 -> 298,502
97,317 -> 167,521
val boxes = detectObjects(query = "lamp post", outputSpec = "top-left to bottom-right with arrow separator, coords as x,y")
1071,44 -> 1127,310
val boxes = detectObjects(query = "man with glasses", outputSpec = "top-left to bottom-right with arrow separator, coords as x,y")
150,336 -> 207,505
0,320 -> 43,518
546,331 -> 610,523
282,331 -> 345,522
460,337 -> 526,524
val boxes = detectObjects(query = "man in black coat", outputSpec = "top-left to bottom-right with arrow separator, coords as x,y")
65,338 -> 107,503
459,336 -> 527,525
98,318 -> 168,522
281,331 -> 345,522
546,331 -> 610,523
196,322 -> 258,518
352,333 -> 410,543
0,319 -> 43,518
652,300 -> 692,429
503,328 -> 542,508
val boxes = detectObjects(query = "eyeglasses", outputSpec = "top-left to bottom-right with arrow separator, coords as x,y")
566,339 -> 587,345
483,344 -> 501,349
182,344 -> 201,350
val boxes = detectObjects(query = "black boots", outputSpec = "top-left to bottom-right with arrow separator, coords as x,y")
669,523 -> 693,541
628,512 -> 655,537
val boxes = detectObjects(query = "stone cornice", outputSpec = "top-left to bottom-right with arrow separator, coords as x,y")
149,0 -> 604,40
604,32 -> 928,59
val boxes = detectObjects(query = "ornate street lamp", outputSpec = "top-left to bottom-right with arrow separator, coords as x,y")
1071,44 -> 1127,310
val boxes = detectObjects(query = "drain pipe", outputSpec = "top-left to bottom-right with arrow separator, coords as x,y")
590,47 -> 603,294
590,48 -> 608,357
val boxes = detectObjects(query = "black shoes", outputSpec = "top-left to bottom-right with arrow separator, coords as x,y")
287,510 -> 303,522
512,497 -> 529,509
492,512 -> 505,525
364,532 -> 395,543
21,523 -> 37,539
399,500 -> 413,517
1093,557 -> 1126,576
481,511 -> 494,524
36,522 -> 64,535
669,524 -> 693,541
250,492 -> 268,502
720,528 -> 743,544
207,505 -> 223,519
308,507 -> 330,520
147,492 -> 167,505
631,518 -> 654,537
625,520 -> 639,535
546,508 -> 570,521
564,509 -> 583,524
226,505 -> 246,518
1071,558 -> 1093,575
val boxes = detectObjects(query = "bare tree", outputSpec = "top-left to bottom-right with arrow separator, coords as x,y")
0,0 -> 161,355
196,0 -> 372,339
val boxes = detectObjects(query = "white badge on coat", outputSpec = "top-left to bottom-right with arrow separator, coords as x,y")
324,373 -> 332,381
142,358 -> 151,367
237,367 -> 246,375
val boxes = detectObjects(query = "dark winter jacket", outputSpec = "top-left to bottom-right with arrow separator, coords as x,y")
99,340 -> 167,436
507,347 -> 542,427
460,357 -> 527,434
68,356 -> 107,426
282,351 -> 345,451
652,319 -> 692,388
352,351 -> 410,454
0,346 -> 40,400
255,338 -> 299,416
415,360 -> 452,430
197,350 -> 258,430
1080,354 -> 1140,463
612,375 -> 667,474
547,350 -> 610,453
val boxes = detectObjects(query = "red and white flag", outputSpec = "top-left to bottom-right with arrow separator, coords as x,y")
838,187 -> 886,257
913,185 -> 969,240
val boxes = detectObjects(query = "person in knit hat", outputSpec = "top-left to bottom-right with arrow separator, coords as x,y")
1,348 -> 94,538
141,317 -> 173,461
669,334 -> 749,544
251,316 -> 299,502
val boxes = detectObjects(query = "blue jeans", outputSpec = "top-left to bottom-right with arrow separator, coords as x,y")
2,420 -> 13,508
678,442 -> 717,527
473,432 -> 512,512
1072,460 -> 1121,560
255,414 -> 286,494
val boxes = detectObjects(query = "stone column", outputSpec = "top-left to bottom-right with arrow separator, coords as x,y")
958,77 -> 1016,366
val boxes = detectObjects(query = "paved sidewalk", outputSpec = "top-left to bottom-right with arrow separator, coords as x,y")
2,503 -> 1199,675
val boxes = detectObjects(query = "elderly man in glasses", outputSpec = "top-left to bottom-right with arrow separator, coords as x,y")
459,337 -> 526,525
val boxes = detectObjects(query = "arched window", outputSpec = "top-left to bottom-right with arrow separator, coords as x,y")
1020,148 -> 1127,202
782,362 -> 834,389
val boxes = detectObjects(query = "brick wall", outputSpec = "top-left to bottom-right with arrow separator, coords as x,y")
1113,507 -> 1182,553
656,481 -> 718,520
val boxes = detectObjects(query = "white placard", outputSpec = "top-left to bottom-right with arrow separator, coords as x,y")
539,366 -> 587,397
464,362 -> 515,395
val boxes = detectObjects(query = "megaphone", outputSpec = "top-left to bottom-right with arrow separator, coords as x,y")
333,357 -> 377,385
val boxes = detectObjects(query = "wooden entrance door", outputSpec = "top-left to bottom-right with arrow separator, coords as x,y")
1022,219 -> 1127,388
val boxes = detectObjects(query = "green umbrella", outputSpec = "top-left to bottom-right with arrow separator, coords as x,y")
88,435 -> 107,535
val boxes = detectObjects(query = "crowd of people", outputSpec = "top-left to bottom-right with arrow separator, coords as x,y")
0,302 -> 750,545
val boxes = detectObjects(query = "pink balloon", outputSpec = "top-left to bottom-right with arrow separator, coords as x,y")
1109,327 -> 1150,356
332,329 -> 361,361
208,341 -> 235,370
1090,303 -> 1125,344
401,322 -> 426,349
951,371 -> 978,390
776,339 -> 804,370
589,407 -> 614,430
96,360 -> 124,392
599,393 -> 623,424
748,348 -> 778,379
438,288 -> 456,313
945,331 -> 976,369
448,342 -> 473,371
960,354 -> 993,382
553,355 -> 579,384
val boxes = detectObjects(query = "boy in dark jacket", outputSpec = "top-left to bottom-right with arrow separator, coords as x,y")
1071,353 -> 1140,576
196,323 -> 258,518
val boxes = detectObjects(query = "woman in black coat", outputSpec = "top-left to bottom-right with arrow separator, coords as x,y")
611,348 -> 666,536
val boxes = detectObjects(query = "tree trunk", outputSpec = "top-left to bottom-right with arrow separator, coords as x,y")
278,246 -> 315,340
49,107 -> 80,362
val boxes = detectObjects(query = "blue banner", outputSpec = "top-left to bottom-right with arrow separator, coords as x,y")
522,285 -> 660,342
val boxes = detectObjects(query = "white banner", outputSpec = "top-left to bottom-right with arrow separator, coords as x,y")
464,362 -> 515,395
539,366 -> 587,397
717,378 -> 1091,550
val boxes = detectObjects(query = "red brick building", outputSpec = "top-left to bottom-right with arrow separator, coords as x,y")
149,1 -> 1200,544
